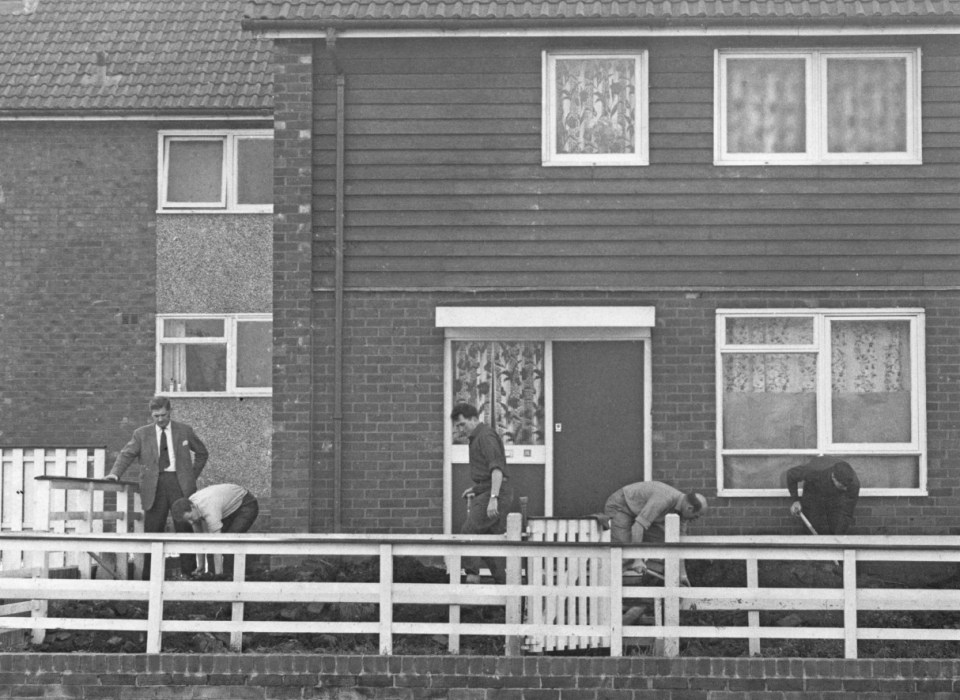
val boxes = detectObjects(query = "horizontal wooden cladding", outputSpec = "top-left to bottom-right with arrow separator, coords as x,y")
311,35 -> 960,289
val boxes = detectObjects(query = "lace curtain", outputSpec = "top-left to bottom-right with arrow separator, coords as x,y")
452,341 -> 544,445
555,57 -> 636,155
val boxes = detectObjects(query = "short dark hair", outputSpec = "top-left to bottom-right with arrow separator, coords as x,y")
831,461 -> 858,488
149,395 -> 171,412
170,498 -> 194,524
450,403 -> 479,420
684,492 -> 707,513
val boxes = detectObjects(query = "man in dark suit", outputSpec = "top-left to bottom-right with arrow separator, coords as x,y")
106,395 -> 208,578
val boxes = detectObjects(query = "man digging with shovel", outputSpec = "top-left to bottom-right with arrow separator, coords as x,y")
786,457 -> 860,535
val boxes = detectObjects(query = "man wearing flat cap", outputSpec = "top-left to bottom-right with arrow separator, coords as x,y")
786,457 -> 860,534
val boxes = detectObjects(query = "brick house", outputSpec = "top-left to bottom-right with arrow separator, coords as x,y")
0,0 -> 276,524
245,0 -> 960,536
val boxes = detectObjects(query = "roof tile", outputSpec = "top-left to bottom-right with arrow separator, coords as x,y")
243,0 -> 960,23
0,0 -> 272,114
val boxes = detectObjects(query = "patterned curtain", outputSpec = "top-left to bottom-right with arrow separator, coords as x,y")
452,341 -> 544,445
724,317 -> 816,394
555,57 -> 636,155
827,58 -> 907,153
726,57 -> 806,154
831,321 -> 909,393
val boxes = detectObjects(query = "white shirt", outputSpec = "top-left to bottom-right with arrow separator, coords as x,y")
155,424 -> 176,472
189,483 -> 248,534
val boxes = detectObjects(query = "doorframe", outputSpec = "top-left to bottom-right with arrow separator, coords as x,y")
436,306 -> 655,534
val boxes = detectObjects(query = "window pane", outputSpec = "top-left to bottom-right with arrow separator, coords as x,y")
726,316 -> 814,345
831,320 -> 912,443
726,58 -> 806,154
723,353 -> 817,449
161,344 -> 226,392
237,320 -> 272,388
163,319 -> 224,338
724,453 -> 919,489
827,57 -> 907,153
452,341 -> 544,446
723,454 -> 803,490
844,454 -> 918,489
237,138 -> 273,205
555,57 -> 636,155
166,140 -> 223,203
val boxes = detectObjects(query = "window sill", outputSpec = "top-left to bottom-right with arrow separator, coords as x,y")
718,488 -> 928,498
157,392 -> 272,399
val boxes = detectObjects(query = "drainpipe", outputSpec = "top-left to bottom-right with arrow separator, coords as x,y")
327,29 -> 345,532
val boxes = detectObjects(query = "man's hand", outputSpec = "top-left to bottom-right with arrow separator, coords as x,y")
790,501 -> 803,517
486,495 -> 499,519
103,474 -> 119,481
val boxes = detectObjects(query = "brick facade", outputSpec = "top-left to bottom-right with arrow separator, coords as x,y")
288,289 -> 960,536
0,653 -> 957,698
271,39 -> 322,533
0,122 -> 157,449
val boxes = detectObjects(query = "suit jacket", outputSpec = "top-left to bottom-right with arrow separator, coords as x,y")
110,420 -> 209,511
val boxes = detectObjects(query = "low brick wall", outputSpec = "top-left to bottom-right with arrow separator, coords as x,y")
1,654 -> 958,699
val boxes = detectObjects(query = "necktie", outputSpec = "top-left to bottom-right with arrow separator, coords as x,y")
159,429 -> 170,470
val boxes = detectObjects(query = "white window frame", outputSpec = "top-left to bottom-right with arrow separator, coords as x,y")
158,130 -> 273,213
716,308 -> 926,497
542,50 -> 649,167
714,48 -> 922,166
156,313 -> 272,397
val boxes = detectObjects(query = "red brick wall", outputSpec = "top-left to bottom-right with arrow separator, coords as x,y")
0,122 -> 157,451
0,653 -> 957,698
281,289 -> 960,536
271,39 -> 323,534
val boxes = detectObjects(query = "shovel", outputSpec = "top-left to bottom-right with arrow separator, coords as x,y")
798,512 -> 840,567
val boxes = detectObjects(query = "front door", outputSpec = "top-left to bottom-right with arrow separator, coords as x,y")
552,341 -> 645,516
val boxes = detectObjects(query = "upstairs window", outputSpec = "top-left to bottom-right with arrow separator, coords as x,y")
716,309 -> 926,496
157,314 -> 272,396
159,131 -> 273,212
715,49 -> 921,165
542,51 -> 649,166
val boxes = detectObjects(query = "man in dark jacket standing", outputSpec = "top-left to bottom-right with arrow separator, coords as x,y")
451,402 -> 515,583
786,457 -> 860,535
106,396 -> 209,578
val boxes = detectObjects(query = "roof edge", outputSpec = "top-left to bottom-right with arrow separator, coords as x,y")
0,110 -> 274,122
242,14 -> 960,34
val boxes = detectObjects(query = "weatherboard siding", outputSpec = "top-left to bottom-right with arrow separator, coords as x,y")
310,35 -> 960,290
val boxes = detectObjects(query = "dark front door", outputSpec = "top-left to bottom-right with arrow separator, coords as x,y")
552,341 -> 645,517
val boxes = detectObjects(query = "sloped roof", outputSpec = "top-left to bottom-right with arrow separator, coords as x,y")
0,0 -> 273,116
242,0 -> 960,25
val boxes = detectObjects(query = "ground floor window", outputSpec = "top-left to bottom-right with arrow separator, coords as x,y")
157,314 -> 272,397
716,309 -> 926,496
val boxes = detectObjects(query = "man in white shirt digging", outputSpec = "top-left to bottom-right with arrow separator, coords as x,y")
171,483 -> 258,577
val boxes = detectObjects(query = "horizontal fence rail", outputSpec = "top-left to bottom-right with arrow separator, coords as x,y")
1,518 -> 959,657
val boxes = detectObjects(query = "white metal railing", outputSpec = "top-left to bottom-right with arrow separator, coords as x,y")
0,514 -> 958,658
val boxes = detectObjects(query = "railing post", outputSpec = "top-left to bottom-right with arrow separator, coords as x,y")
843,548 -> 858,659
30,555 -> 48,644
663,513 -> 681,657
747,557 -> 760,655
609,546 -> 623,656
448,552 -> 461,654
379,543 -> 393,655
230,552 -> 246,652
505,512 -> 523,656
145,541 -> 165,653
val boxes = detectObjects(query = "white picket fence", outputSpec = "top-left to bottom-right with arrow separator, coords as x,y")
1,514 -> 958,657
0,447 -> 110,572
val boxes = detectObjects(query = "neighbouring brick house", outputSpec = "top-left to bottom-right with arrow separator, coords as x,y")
244,0 -> 960,536
0,0 -> 276,525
